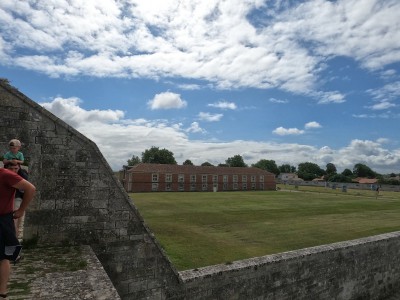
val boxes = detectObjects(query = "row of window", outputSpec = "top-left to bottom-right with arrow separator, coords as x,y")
151,182 -> 265,192
153,174 -> 265,183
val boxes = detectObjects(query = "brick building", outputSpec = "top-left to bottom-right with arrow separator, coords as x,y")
122,163 -> 276,192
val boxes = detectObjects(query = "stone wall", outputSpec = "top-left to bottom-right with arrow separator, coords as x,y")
179,232 -> 400,299
0,81 -> 182,299
2,80 -> 400,299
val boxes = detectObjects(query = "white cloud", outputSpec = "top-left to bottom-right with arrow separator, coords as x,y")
186,122 -> 206,134
269,98 -> 288,104
207,101 -> 237,110
148,92 -> 187,110
369,101 -> 396,110
305,121 -> 322,129
1,0 -> 399,94
40,97 -> 124,127
272,127 -> 305,136
39,98 -> 400,173
198,112 -> 223,122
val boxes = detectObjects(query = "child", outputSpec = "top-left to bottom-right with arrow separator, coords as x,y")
3,139 -> 24,166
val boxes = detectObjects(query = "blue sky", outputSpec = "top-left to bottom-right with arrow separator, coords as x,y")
1,0 -> 399,173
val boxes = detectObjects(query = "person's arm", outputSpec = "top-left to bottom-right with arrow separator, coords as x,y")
12,179 -> 36,219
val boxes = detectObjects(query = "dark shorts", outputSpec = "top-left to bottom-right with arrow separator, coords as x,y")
0,213 -> 21,261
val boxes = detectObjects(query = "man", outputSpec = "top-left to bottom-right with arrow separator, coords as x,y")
0,166 -> 35,299
3,163 -> 28,236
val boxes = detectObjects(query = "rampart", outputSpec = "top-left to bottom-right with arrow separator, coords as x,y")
1,80 -> 399,299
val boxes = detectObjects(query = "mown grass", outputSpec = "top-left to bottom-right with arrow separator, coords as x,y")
130,187 -> 400,271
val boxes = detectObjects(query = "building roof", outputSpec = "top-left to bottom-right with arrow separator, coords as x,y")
127,163 -> 275,176
352,177 -> 378,184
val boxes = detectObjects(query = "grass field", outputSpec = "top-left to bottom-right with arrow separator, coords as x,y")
130,185 -> 400,271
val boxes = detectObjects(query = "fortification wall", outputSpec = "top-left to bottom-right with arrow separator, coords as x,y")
1,80 -> 400,299
0,81 -> 182,300
180,232 -> 400,299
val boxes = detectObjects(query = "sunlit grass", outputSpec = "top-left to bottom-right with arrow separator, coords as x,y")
130,188 -> 400,270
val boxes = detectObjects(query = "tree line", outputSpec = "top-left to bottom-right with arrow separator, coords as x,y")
126,146 -> 400,185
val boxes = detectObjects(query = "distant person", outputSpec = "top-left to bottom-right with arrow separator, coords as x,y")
375,186 -> 380,199
0,164 -> 35,299
4,163 -> 28,235
3,139 -> 24,166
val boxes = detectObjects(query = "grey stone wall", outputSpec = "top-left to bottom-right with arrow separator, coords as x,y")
2,80 -> 400,300
180,232 -> 400,299
0,81 -> 182,300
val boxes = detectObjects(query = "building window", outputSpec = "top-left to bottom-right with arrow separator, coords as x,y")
179,183 -> 184,191
251,175 -> 256,182
202,183 -> 208,191
233,183 -> 238,190
166,183 -> 172,191
202,175 -> 207,182
251,183 -> 256,190
242,175 -> 247,182
213,175 -> 218,183
259,175 -> 264,182
152,183 -> 158,191
190,175 -> 196,182
166,173 -> 172,182
223,175 -> 228,183
213,183 -> 218,191
260,183 -> 264,190
233,175 -> 238,182
190,183 -> 196,191
178,174 -> 184,182
242,183 -> 247,190
223,183 -> 228,190
152,174 -> 159,182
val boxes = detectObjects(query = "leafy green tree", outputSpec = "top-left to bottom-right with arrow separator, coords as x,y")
127,155 -> 141,166
183,159 -> 194,165
141,146 -> 177,164
225,155 -> 247,167
278,164 -> 296,173
218,163 -> 229,167
328,174 -> 353,183
297,162 -> 325,180
341,168 -> 353,177
201,162 -> 214,166
252,159 -> 279,175
325,163 -> 337,175
353,163 -> 376,178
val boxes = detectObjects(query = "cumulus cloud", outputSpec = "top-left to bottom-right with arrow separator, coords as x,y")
198,112 -> 223,122
148,92 -> 187,110
305,121 -> 322,129
369,101 -> 396,110
207,101 -> 237,110
38,98 -> 400,173
186,122 -> 206,134
1,0 -> 399,95
273,127 -> 305,136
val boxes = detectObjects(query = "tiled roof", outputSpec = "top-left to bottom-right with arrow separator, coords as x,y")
352,177 -> 378,184
127,163 -> 274,176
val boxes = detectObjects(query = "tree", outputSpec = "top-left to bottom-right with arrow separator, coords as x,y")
201,161 -> 214,166
325,163 -> 337,175
127,155 -> 141,166
183,159 -> 194,165
252,159 -> 279,175
353,163 -> 376,178
225,155 -> 247,167
218,163 -> 229,167
341,168 -> 353,177
297,162 -> 325,181
141,146 -> 177,164
328,174 -> 353,183
278,164 -> 296,173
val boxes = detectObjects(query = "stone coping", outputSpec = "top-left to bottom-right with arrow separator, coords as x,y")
9,245 -> 120,299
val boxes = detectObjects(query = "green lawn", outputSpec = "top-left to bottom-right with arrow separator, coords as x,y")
130,187 -> 400,271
